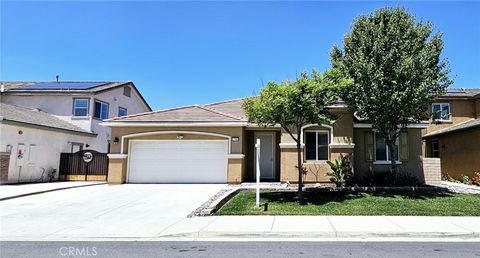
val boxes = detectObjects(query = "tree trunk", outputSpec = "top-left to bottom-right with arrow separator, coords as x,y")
296,141 -> 303,201
387,140 -> 398,180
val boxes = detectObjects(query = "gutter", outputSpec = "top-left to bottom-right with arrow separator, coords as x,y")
2,119 -> 97,137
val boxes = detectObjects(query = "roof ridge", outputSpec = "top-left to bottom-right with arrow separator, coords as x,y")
203,97 -> 246,107
105,104 -> 198,121
197,105 -> 245,121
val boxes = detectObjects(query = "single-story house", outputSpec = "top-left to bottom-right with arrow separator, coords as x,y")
102,98 -> 431,184
0,102 -> 96,184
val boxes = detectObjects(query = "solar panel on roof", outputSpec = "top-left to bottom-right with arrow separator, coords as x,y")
21,82 -> 107,90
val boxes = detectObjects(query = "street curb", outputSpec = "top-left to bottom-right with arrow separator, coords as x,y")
0,182 -> 107,201
158,230 -> 480,240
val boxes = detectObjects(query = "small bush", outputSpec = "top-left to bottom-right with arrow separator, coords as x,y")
462,175 -> 472,185
472,172 -> 480,186
361,171 -> 421,186
326,155 -> 352,187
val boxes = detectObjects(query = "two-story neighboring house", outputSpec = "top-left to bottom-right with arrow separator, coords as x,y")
0,81 -> 151,184
1,81 -> 152,152
423,88 -> 480,179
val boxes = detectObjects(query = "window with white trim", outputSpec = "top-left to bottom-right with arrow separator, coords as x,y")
432,103 -> 451,121
374,132 -> 399,162
118,107 -> 127,117
94,100 -> 109,120
304,131 -> 329,161
73,98 -> 89,117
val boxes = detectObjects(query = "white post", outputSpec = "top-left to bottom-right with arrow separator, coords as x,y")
255,138 -> 261,208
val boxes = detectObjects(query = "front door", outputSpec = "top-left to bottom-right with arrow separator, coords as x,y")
254,132 -> 275,180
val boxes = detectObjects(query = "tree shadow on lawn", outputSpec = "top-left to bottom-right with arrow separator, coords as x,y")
259,190 -> 457,206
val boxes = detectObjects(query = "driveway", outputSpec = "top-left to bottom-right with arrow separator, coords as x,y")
0,184 -> 225,240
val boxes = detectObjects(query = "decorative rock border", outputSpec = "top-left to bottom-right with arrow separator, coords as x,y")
440,181 -> 480,194
187,187 -> 240,217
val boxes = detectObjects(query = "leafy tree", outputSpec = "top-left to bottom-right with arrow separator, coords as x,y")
242,70 -> 350,199
331,7 -> 452,176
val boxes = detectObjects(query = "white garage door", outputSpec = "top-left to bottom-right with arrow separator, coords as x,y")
127,140 -> 228,183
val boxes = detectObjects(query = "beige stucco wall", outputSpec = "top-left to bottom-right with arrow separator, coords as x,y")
0,122 -> 95,183
107,157 -> 127,184
425,99 -> 476,135
353,128 -> 424,183
280,148 -> 354,183
227,158 -> 244,184
476,98 -> 480,118
106,126 -> 245,184
279,108 -> 354,144
431,128 -> 480,179
110,126 -> 244,154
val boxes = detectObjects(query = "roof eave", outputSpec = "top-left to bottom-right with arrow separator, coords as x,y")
100,121 -> 248,127
2,119 -> 97,137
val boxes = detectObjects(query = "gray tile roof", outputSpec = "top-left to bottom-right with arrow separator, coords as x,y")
441,88 -> 480,98
1,81 -> 128,92
1,81 -> 152,111
204,98 -> 247,120
106,103 -> 247,122
423,118 -> 480,138
0,102 -> 96,136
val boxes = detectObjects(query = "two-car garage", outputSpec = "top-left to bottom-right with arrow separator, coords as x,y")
127,140 -> 229,183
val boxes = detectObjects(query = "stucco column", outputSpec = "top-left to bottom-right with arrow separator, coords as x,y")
107,154 -> 128,184
227,154 -> 245,184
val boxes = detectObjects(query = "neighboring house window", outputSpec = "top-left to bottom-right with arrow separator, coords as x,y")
374,132 -> 399,162
123,86 -> 131,97
71,142 -> 83,153
73,98 -> 89,117
304,131 -> 329,161
431,140 -> 440,158
118,107 -> 127,117
432,103 -> 451,121
94,100 -> 109,119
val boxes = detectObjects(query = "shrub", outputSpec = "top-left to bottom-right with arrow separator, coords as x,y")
326,155 -> 352,187
442,174 -> 461,183
472,172 -> 480,186
361,171 -> 421,186
462,175 -> 472,185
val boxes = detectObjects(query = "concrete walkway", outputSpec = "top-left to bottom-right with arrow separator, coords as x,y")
0,181 -> 105,200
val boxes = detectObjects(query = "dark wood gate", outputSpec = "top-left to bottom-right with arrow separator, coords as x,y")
59,150 -> 108,181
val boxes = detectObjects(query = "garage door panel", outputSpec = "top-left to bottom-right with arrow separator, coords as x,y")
128,140 -> 228,183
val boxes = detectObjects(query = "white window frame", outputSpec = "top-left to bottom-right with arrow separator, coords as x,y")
118,107 -> 127,117
72,98 -> 90,117
432,103 -> 451,122
94,99 -> 109,120
373,132 -> 401,165
304,130 -> 330,162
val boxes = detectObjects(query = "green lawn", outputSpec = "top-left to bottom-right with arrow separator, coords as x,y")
215,191 -> 480,216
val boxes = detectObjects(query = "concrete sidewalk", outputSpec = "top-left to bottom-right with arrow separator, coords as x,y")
3,215 -> 478,241
0,181 -> 106,200
158,216 -> 480,240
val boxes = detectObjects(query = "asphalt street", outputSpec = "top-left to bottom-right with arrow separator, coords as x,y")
1,241 -> 479,258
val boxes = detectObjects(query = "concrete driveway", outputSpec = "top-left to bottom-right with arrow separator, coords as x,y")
0,184 -> 225,240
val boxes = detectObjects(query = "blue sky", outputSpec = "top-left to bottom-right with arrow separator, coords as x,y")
1,1 -> 479,110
